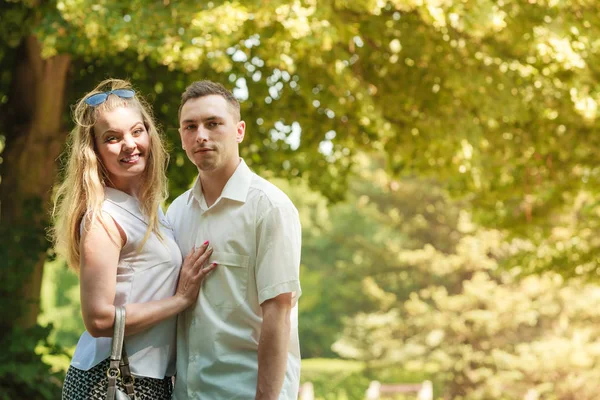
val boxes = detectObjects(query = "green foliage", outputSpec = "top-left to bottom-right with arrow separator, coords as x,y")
300,359 -> 433,400
0,0 -> 34,48
0,201 -> 43,309
1,0 -> 599,288
279,154 -> 467,358
11,0 -> 599,219
38,258 -> 83,352
331,162 -> 600,399
0,197 -> 60,397
276,175 -> 384,357
3,0 -> 600,395
301,358 -> 371,400
337,264 -> 600,398
0,325 -> 64,400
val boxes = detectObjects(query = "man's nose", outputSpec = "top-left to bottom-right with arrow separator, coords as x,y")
196,127 -> 209,142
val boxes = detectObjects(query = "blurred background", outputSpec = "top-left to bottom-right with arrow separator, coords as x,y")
1,0 -> 600,399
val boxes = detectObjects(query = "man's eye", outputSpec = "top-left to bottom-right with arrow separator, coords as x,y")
208,122 -> 219,128
185,125 -> 197,131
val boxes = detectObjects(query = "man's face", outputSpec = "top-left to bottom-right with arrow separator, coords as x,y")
179,95 -> 245,172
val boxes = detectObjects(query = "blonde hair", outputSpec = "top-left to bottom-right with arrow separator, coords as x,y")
51,79 -> 169,271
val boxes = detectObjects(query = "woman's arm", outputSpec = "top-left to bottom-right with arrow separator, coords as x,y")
79,212 -> 214,337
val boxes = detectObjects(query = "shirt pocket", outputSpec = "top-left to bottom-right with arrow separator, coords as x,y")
204,251 -> 249,312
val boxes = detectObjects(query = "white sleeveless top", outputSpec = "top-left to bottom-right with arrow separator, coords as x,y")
70,187 -> 182,378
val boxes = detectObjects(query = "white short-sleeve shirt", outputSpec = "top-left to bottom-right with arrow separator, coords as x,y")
166,159 -> 302,400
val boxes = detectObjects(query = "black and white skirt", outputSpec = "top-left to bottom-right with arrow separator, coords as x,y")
62,358 -> 173,400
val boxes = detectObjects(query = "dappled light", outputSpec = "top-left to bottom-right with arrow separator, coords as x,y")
2,0 -> 600,398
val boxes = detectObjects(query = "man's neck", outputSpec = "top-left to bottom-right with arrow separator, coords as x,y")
199,158 -> 241,207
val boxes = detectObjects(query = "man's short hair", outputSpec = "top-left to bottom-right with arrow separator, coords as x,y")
179,80 -> 241,121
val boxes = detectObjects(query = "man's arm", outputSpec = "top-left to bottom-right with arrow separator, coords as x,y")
255,292 -> 293,400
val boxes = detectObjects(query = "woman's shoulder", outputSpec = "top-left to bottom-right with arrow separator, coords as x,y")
79,208 -> 125,248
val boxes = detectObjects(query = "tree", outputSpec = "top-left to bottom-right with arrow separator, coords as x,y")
274,153 -> 468,357
330,161 -> 600,399
334,233 -> 600,399
2,0 -> 600,395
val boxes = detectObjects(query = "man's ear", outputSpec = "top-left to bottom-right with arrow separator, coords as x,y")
236,121 -> 246,143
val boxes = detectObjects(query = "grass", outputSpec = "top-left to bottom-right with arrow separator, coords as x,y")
300,358 -> 371,399
302,358 -> 365,373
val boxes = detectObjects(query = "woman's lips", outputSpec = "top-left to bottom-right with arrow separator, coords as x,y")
120,154 -> 140,163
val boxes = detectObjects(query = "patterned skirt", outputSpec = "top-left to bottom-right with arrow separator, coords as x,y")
62,358 -> 173,400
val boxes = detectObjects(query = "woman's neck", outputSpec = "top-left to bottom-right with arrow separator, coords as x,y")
106,176 -> 141,198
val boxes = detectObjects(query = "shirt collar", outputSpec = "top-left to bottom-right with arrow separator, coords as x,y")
186,159 -> 252,207
104,186 -> 146,224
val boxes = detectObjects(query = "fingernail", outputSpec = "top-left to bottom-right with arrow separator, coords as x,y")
203,240 -> 209,246
207,246 -> 213,252
211,262 -> 218,266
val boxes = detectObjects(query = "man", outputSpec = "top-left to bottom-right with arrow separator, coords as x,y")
166,81 -> 302,399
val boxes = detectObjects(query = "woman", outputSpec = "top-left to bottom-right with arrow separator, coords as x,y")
52,79 -> 215,399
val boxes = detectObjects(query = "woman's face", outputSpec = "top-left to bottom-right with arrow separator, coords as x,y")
93,106 -> 150,191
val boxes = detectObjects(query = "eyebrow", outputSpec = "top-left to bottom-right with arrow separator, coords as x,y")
102,121 -> 144,136
181,116 -> 223,125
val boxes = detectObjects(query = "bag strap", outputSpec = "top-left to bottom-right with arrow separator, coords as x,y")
120,349 -> 136,397
106,306 -> 136,400
106,306 -> 125,400
111,306 -> 126,361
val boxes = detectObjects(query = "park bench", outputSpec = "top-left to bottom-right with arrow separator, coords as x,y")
298,381 -> 315,400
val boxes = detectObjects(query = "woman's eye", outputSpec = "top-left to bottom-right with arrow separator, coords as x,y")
133,128 -> 144,135
105,136 -> 118,143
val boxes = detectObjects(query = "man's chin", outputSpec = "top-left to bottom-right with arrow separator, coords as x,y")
194,161 -> 217,172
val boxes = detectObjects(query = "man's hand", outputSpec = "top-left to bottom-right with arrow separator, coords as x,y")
256,293 -> 293,400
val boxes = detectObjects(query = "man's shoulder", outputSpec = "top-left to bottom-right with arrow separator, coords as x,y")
248,173 -> 296,210
166,189 -> 193,216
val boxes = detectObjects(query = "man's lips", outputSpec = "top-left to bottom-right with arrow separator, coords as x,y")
193,148 -> 214,153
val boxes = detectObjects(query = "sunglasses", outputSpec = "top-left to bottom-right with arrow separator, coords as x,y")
84,89 -> 135,107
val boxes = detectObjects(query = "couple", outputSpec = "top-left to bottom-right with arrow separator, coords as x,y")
53,79 -> 302,399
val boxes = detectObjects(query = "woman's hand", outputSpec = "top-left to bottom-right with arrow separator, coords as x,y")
176,241 -> 217,307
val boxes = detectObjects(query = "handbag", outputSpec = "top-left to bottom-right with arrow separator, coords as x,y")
106,306 -> 137,400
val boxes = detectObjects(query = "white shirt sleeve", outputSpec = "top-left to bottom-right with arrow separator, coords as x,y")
165,198 -> 181,236
165,201 -> 175,228
255,204 -> 302,305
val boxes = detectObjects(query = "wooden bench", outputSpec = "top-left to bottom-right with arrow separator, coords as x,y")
365,380 -> 433,399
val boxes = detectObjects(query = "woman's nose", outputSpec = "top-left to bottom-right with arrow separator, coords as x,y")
123,134 -> 137,150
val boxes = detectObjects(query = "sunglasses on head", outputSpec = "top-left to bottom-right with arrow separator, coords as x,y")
84,89 -> 135,107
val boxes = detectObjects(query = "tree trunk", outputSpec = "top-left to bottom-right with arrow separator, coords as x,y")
0,35 -> 71,330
